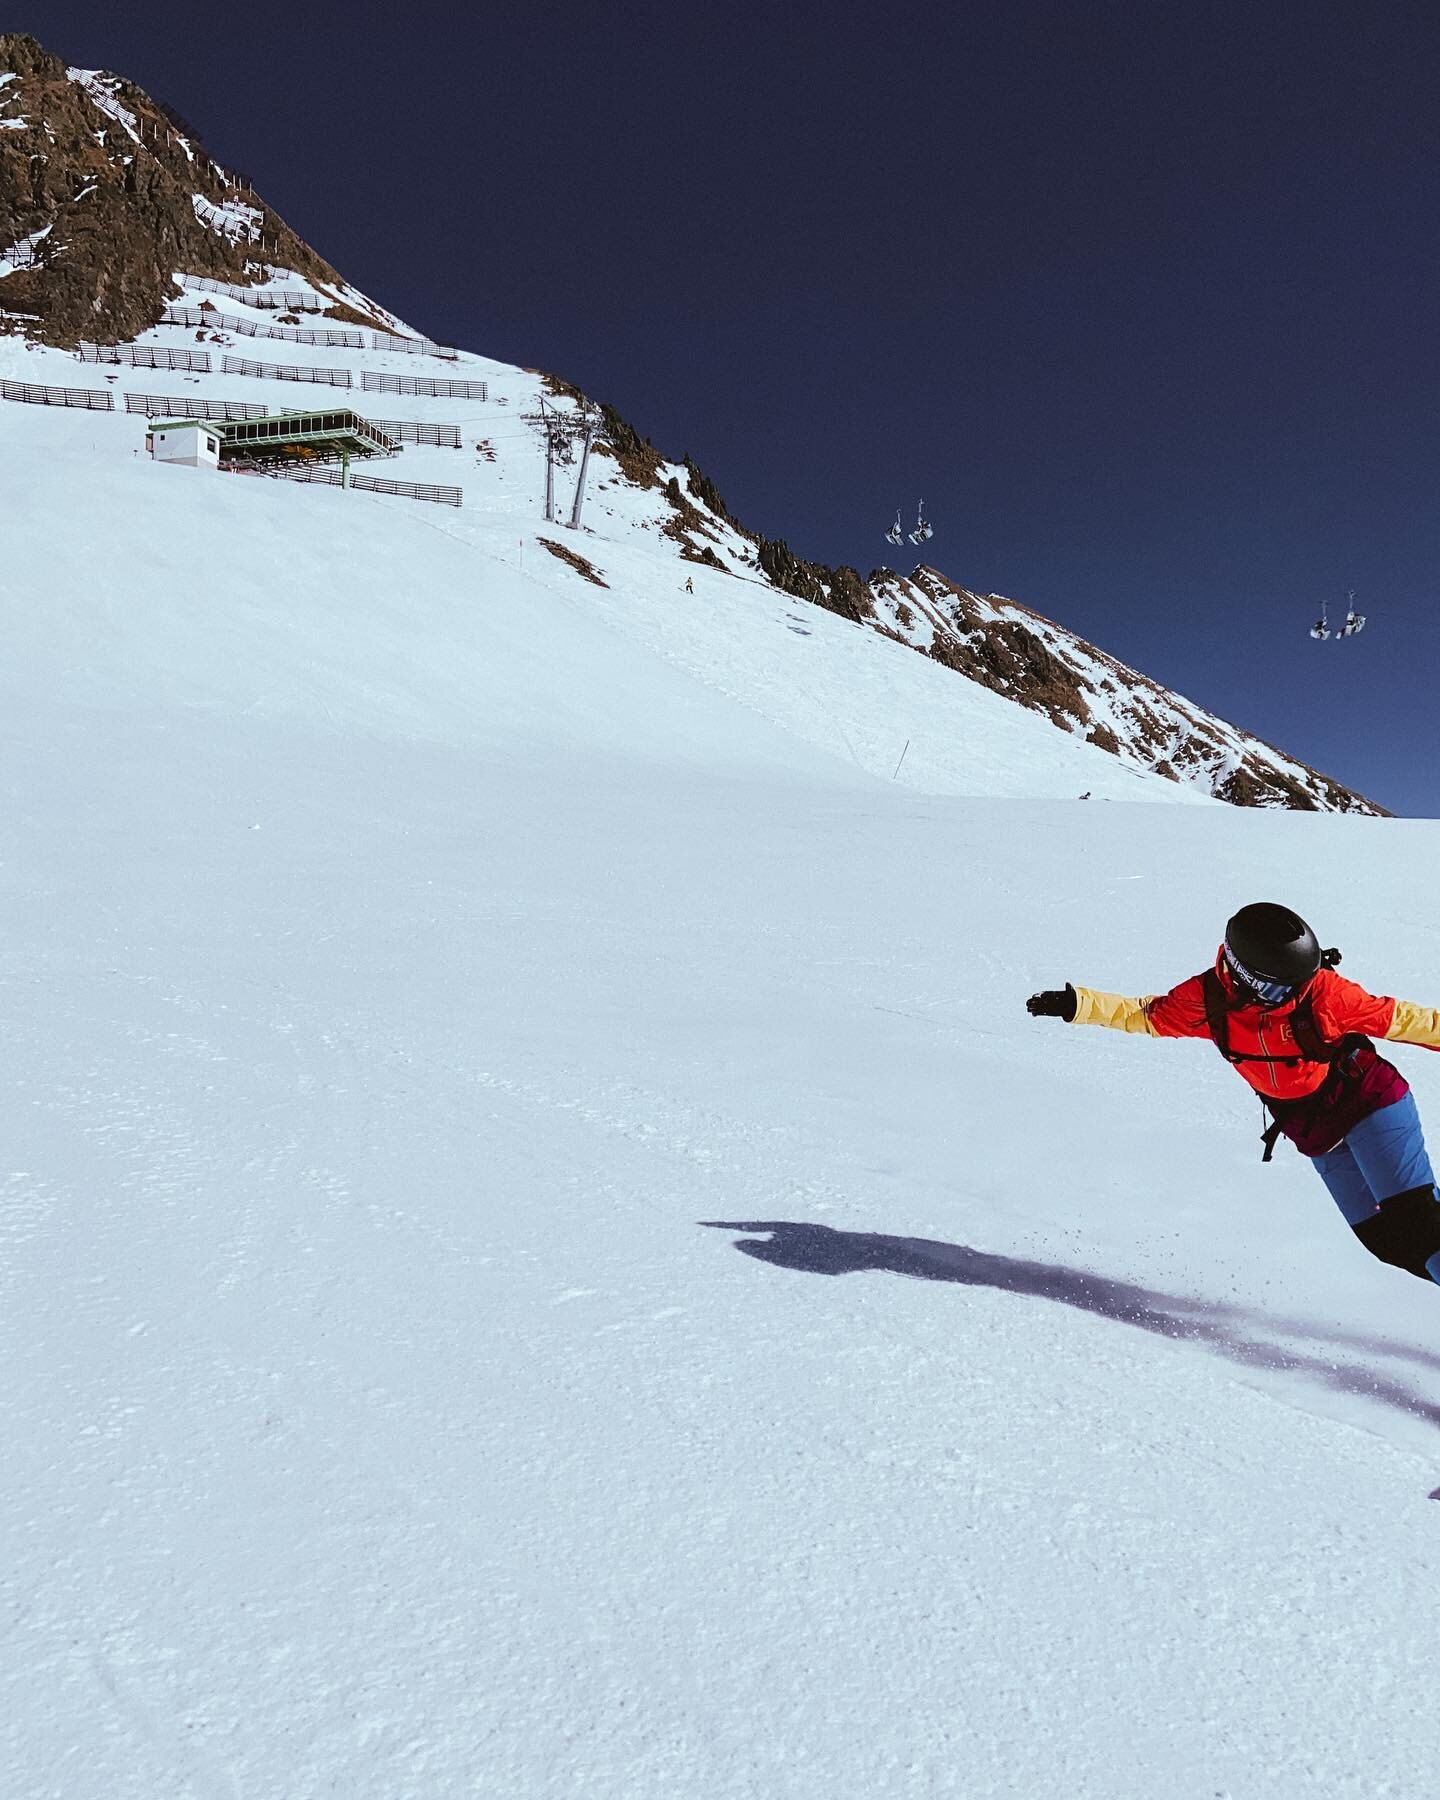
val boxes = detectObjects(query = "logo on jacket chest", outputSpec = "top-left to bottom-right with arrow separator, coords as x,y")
1252,1014 -> 1296,1049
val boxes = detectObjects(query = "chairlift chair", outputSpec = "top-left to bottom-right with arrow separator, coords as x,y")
1309,597 -> 1330,641
1337,590 -> 1366,637
907,500 -> 933,545
885,509 -> 904,547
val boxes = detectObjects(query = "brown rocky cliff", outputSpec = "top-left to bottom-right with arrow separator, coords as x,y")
0,32 -> 341,345
873,567 -> 1387,814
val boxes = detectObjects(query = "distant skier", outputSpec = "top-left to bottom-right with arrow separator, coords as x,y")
684,576 -> 694,594
1027,903 -> 1440,1286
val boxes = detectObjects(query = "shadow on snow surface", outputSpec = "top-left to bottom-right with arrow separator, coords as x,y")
703,1220 -> 1440,1430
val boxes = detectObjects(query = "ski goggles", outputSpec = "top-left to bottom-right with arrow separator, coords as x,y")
1222,945 -> 1295,1007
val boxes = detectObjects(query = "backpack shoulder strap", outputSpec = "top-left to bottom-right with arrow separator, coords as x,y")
1201,969 -> 1236,1062
1287,989 -> 1331,1061
1287,986 -> 1368,1064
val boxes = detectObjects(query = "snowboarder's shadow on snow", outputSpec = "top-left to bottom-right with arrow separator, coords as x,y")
703,1220 -> 1440,1429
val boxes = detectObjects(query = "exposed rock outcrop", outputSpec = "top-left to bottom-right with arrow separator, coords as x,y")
0,32 -> 340,345
868,567 -> 1383,814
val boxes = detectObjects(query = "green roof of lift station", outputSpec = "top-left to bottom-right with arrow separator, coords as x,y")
146,410 -> 398,463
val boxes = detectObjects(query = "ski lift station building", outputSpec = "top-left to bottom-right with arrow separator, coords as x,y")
146,409 -> 398,474
147,419 -> 223,469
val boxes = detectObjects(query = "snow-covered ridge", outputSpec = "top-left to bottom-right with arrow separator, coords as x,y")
0,254 -> 1380,812
0,308 -> 1205,807
579,443 -> 1381,811
531,384 -> 1380,811
0,26 -> 1383,813
866,567 -> 1379,811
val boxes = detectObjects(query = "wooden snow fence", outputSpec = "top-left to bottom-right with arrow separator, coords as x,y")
77,344 -> 211,372
363,418 -> 463,448
269,465 -> 462,507
184,278 -> 331,311
124,391 -> 267,421
0,378 -> 114,410
163,305 -> 364,349
222,356 -> 353,389
367,330 -> 458,359
178,280 -> 457,354
361,371 -> 487,400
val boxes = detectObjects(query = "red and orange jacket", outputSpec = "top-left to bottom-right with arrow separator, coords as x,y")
1070,958 -> 1440,1105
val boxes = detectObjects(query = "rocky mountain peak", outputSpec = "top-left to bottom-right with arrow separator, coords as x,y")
0,32 -> 340,345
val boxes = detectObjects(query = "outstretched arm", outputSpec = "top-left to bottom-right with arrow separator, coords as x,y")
1071,987 -> 1163,1034
1313,971 -> 1440,1053
1027,976 -> 1211,1039
1387,1001 -> 1440,1051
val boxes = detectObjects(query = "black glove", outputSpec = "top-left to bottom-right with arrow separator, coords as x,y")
1026,984 -> 1077,1021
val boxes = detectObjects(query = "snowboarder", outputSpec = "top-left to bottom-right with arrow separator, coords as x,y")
1026,903 -> 1440,1286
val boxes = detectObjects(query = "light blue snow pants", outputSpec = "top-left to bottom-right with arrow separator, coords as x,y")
1312,1093 -> 1440,1284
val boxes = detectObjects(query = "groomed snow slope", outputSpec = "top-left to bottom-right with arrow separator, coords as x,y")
4,405 -> 1440,1799
2,255 -> 1380,811
0,388 -> 1203,804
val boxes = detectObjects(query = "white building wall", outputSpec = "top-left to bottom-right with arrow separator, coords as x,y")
148,424 -> 221,470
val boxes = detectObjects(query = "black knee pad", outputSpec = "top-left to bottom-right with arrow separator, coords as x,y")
1352,1185 -> 1440,1280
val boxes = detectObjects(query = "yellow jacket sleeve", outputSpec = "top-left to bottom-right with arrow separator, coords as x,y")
1071,986 -> 1161,1035
1385,999 -> 1440,1051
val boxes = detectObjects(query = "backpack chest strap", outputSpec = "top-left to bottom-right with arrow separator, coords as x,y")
1200,970 -> 1337,1067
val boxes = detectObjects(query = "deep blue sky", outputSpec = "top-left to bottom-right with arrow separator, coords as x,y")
28,1 -> 1439,812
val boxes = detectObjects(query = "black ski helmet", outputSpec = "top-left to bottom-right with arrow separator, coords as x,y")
1224,902 -> 1322,987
